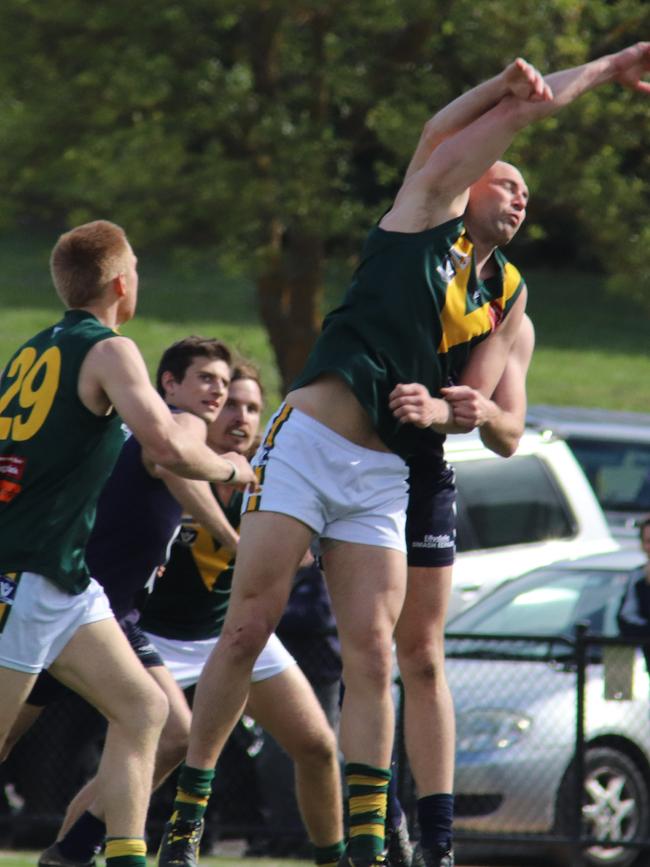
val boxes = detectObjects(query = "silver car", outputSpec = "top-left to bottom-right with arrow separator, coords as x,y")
446,549 -> 650,867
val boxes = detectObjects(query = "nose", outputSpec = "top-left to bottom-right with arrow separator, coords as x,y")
213,379 -> 227,397
512,190 -> 527,211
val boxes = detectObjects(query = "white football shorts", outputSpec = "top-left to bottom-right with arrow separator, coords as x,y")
242,404 -> 408,553
0,572 -> 112,674
144,629 -> 296,689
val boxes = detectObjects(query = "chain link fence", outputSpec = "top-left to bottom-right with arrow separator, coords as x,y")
3,628 -> 650,867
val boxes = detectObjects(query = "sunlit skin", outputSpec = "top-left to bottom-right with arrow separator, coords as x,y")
161,358 -> 231,425
207,378 -> 263,456
115,244 -> 139,326
465,161 -> 529,253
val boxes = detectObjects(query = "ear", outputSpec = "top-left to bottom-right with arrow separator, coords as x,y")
160,370 -> 176,396
112,273 -> 127,298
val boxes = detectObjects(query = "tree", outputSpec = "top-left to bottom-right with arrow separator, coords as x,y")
0,0 -> 647,389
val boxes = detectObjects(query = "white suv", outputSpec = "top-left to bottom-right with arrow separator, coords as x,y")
527,403 -> 650,543
445,429 -> 618,618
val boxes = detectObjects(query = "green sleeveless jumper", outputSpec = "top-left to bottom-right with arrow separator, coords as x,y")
0,310 -> 124,593
292,217 -> 524,459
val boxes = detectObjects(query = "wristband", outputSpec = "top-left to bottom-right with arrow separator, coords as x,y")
224,459 -> 238,483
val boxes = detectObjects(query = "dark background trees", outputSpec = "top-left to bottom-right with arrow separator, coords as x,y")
0,0 -> 647,389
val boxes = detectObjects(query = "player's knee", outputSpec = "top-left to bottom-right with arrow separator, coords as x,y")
142,680 -> 170,733
345,641 -> 394,690
293,724 -> 338,769
397,641 -> 445,687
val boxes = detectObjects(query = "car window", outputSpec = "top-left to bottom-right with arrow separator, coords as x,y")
450,569 -> 627,638
567,437 -> 650,512
454,455 -> 576,552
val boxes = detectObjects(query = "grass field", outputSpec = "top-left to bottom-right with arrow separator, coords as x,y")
0,856 -> 311,867
1,229 -> 649,416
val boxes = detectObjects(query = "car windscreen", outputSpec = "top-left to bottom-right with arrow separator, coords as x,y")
454,454 -> 576,552
446,567 -> 632,659
567,437 -> 650,512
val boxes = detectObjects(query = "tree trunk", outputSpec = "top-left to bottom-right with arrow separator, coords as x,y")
257,224 -> 325,394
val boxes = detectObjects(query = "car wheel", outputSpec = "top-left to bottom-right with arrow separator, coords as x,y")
556,746 -> 649,867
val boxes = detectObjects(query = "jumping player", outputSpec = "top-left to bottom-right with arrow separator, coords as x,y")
157,44 -> 650,867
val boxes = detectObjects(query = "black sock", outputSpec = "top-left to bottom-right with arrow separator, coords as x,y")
417,793 -> 454,852
58,811 -> 106,862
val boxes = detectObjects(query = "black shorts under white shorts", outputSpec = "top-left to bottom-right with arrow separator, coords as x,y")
406,458 -> 457,568
26,616 -> 164,707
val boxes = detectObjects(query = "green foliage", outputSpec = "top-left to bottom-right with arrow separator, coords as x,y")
0,0 -> 646,314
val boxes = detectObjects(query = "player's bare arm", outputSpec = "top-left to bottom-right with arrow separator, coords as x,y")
402,58 -> 552,185
381,61 -> 550,234
389,291 -> 527,436
442,314 -> 535,456
478,313 -> 535,456
454,288 -> 526,397
381,43 -> 649,236
79,336 -> 257,486
144,412 -> 242,548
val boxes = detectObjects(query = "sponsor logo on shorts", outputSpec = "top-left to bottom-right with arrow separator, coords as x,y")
411,533 -> 455,550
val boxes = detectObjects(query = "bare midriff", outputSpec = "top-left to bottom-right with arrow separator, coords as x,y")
286,373 -> 391,453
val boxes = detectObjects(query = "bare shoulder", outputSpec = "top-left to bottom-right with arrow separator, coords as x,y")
87,334 -> 140,365
84,334 -> 149,384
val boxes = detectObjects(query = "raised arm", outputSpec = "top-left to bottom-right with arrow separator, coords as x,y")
82,337 -> 256,486
382,43 -> 650,234
403,59 -> 551,183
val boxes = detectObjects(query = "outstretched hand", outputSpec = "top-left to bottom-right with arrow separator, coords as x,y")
503,57 -> 553,102
612,42 -> 650,94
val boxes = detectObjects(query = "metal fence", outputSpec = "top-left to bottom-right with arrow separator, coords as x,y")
3,628 -> 650,867
401,625 -> 650,867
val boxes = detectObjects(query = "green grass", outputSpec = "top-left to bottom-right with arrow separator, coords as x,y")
0,855 -> 311,867
1,230 -> 648,413
0,230 -> 282,414
525,266 -> 650,410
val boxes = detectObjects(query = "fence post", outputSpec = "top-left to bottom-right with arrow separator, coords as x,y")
573,622 -> 588,867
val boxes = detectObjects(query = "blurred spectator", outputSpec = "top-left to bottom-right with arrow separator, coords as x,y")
617,517 -> 650,674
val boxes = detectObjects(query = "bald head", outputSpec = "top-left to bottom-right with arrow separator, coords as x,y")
465,161 -> 529,249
